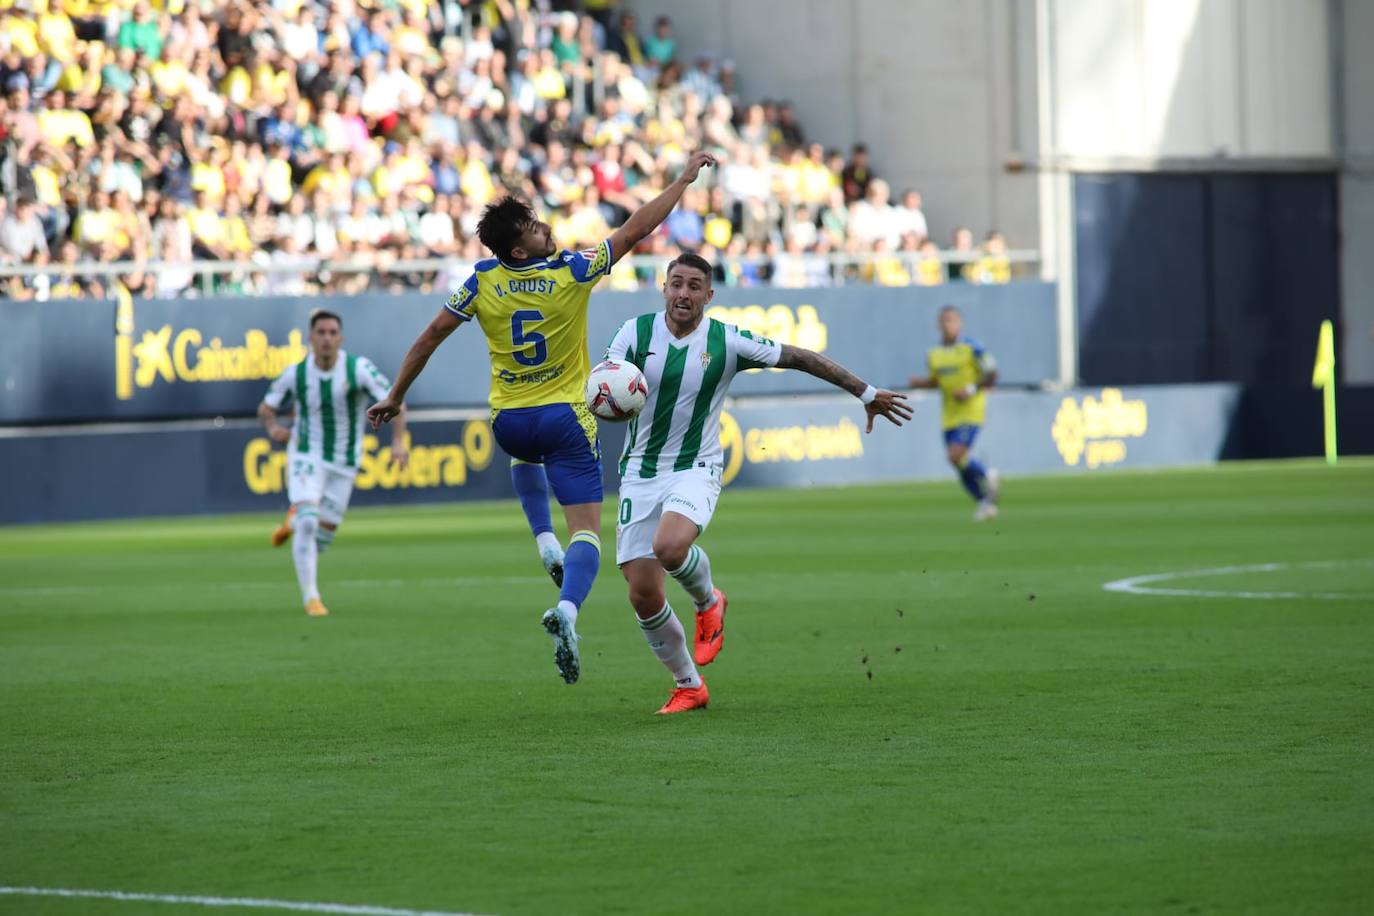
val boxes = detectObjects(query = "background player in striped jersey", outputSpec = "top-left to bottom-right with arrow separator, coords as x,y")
603,252 -> 912,714
367,152 -> 716,686
908,305 -> 1001,521
259,310 -> 408,616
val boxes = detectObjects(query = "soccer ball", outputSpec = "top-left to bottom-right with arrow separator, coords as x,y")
585,360 -> 649,422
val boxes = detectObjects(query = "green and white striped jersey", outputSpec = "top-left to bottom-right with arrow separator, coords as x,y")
606,313 -> 782,479
262,350 -> 392,468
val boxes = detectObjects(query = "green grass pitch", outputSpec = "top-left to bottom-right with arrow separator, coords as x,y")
2,461 -> 1372,915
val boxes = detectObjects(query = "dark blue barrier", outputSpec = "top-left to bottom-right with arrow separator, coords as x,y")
1219,386 -> 1374,460
1074,172 -> 1339,386
0,414 -> 509,524
0,283 -> 1057,424
2,383 -> 1266,525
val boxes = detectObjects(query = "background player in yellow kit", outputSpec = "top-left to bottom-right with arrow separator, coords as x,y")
908,305 -> 1001,521
367,152 -> 716,685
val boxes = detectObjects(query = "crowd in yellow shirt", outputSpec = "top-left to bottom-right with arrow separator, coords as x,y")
1,0 -> 1014,301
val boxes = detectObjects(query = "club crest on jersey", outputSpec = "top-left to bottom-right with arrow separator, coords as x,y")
700,352 -> 713,369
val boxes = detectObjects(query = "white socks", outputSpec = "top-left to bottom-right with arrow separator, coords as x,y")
557,598 -> 579,626
535,530 -> 562,558
292,507 -> 321,604
666,545 -> 715,610
638,603 -> 701,687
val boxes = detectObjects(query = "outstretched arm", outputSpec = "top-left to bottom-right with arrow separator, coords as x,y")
776,344 -> 914,433
366,308 -> 462,429
257,401 -> 291,444
606,151 -> 716,264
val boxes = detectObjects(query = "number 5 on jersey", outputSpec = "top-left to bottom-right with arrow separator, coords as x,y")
511,310 -> 548,367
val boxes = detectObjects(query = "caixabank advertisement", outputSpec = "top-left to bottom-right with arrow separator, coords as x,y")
0,385 -> 1244,524
0,285 -> 1058,423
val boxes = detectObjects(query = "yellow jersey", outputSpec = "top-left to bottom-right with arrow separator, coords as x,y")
445,240 -> 613,409
926,337 -> 995,429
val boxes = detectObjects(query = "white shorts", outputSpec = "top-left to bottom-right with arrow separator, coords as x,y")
287,454 -> 358,527
615,464 -> 723,565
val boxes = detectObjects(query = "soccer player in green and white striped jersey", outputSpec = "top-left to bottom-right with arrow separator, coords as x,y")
603,253 -> 912,714
258,310 -> 409,616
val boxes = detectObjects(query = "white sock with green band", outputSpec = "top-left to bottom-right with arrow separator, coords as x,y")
292,508 -> 321,604
638,603 -> 701,687
666,544 -> 715,611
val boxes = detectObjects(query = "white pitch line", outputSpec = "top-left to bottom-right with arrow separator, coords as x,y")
1103,560 -> 1374,601
0,886 -> 488,916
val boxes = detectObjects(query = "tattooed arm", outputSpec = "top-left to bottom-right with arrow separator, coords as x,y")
776,345 -> 914,432
776,345 -> 867,396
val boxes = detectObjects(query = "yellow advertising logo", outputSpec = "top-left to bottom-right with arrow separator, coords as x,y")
719,411 -> 744,485
115,299 -> 309,399
243,422 -> 494,494
705,304 -> 828,371
1051,388 -> 1148,469
717,410 -> 864,486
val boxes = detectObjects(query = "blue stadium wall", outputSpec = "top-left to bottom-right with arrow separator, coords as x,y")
0,284 -> 1058,424
3,282 -> 1368,524
6,382 -> 1370,524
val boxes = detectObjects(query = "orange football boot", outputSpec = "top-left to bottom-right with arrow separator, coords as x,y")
271,507 -> 296,547
693,588 -> 727,665
305,597 -> 329,617
656,678 -> 709,715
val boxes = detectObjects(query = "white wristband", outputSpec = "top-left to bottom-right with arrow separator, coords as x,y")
963,383 -> 978,397
860,384 -> 878,404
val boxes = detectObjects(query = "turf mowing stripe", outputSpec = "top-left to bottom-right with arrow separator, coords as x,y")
0,886 -> 489,916
0,575 -> 548,597
0,567 -> 964,599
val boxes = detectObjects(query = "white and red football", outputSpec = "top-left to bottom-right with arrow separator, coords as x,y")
585,360 -> 649,421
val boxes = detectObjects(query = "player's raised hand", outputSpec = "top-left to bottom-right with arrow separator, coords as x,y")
865,389 -> 913,433
676,151 -> 717,186
367,396 -> 403,430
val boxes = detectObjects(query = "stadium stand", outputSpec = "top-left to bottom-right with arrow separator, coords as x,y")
0,0 -> 1016,299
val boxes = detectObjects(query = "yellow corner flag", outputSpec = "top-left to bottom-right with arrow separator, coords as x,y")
114,281 -> 135,401
1311,320 -> 1337,465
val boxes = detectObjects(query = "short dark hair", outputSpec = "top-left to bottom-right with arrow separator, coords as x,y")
666,252 -> 713,284
310,309 -> 342,329
477,196 -> 536,262
939,305 -> 961,317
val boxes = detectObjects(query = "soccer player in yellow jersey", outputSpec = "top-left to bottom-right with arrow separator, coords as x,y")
908,306 -> 1002,521
368,152 -> 716,685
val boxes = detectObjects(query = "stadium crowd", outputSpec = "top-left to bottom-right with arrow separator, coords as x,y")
0,0 -> 1015,300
